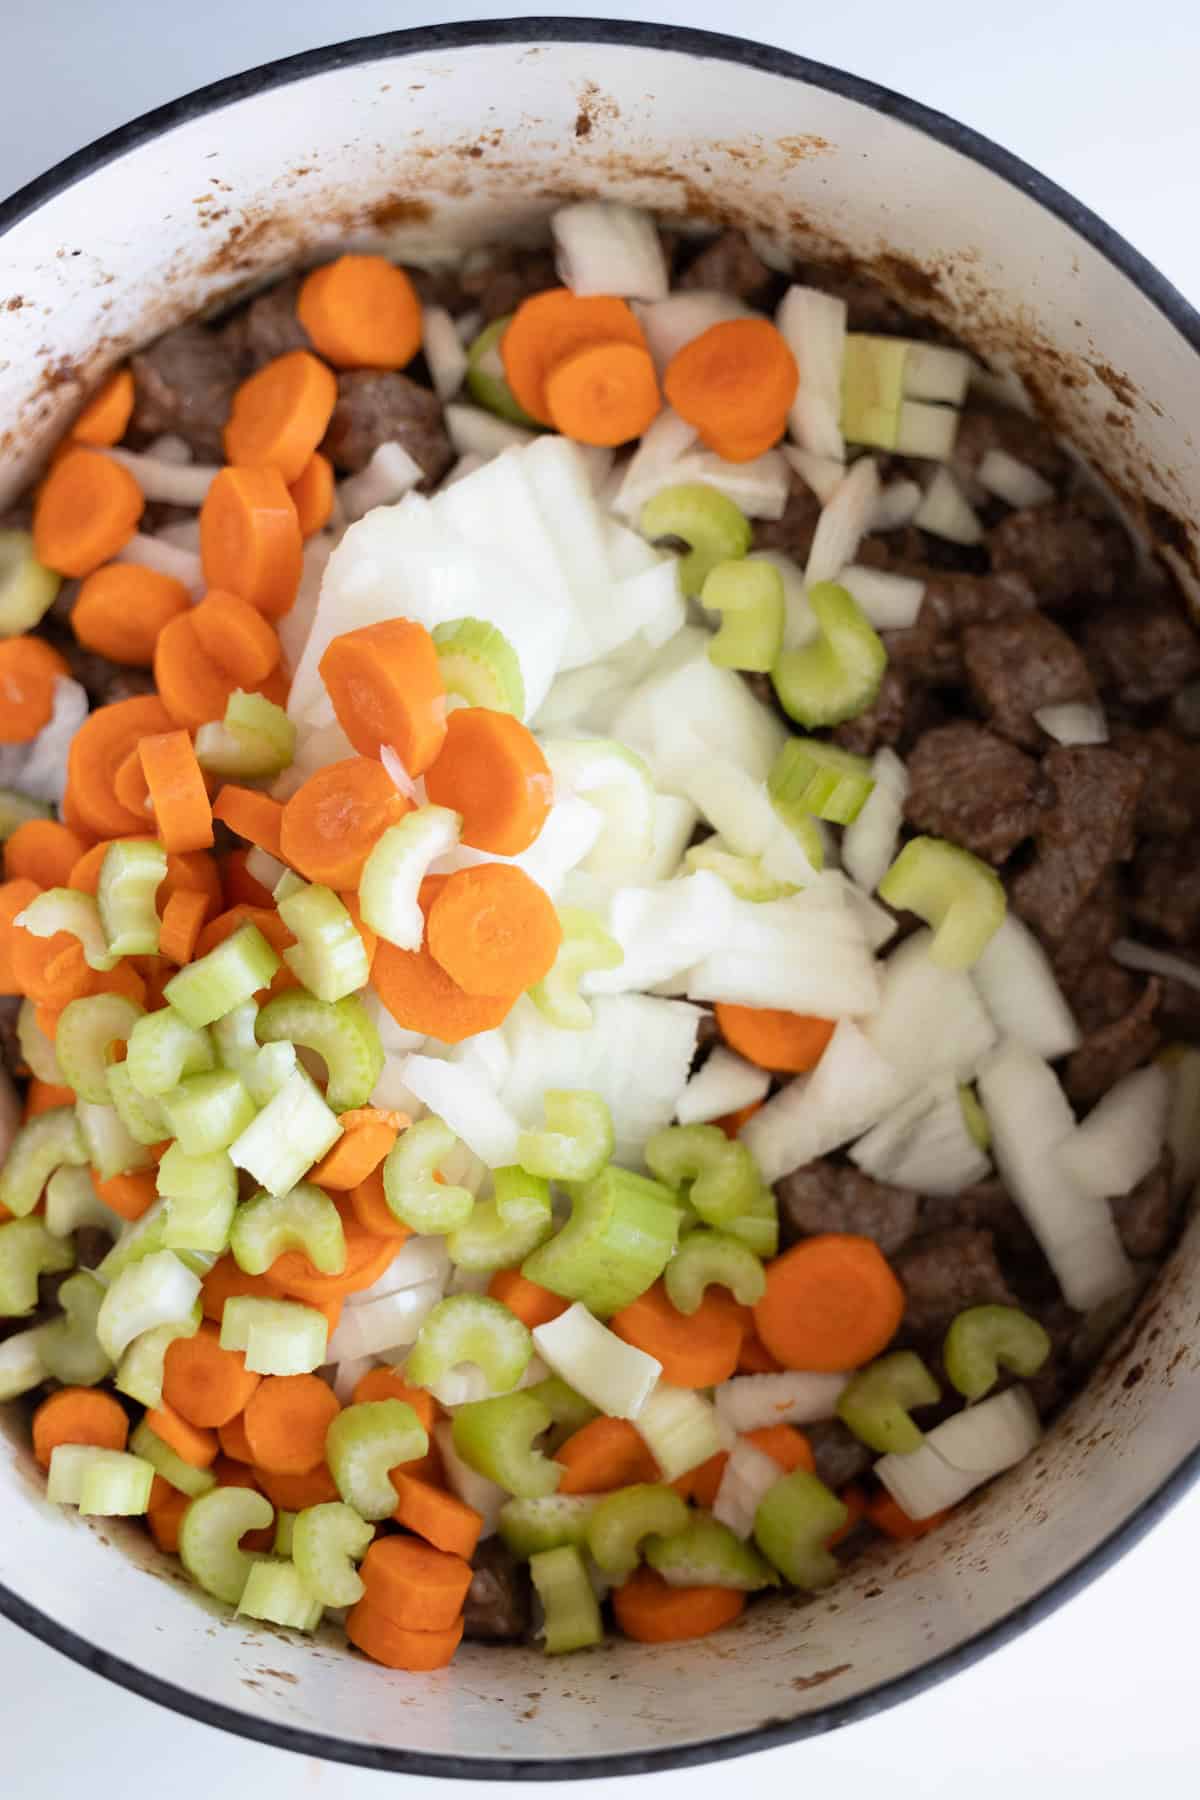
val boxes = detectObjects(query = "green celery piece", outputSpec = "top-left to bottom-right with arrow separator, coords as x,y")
769,737 -> 875,828
646,1511 -> 779,1591
0,527 -> 60,633
125,1007 -> 215,1098
771,581 -> 887,729
157,1147 -> 239,1255
54,993 -> 145,1103
841,333 -> 910,449
406,1294 -> 533,1400
228,1068 -> 341,1196
754,1469 -> 848,1590
130,1417 -> 218,1500
76,1098 -> 155,1180
229,1182 -> 346,1276
383,1115 -> 474,1233
528,907 -> 623,1031
701,558 -> 785,673
97,1197 -> 214,1287
273,1511 -> 298,1558
237,1559 -> 322,1632
943,1304 -> 1052,1404
0,1328 -> 48,1400
46,1443 -> 110,1505
196,690 -> 296,780
445,1165 -> 553,1273
529,1544 -> 603,1655
451,1391 -> 560,1500
160,1069 -> 257,1156
636,1383 -> 722,1483
211,1002 -> 296,1105
219,1295 -> 328,1376
724,1186 -> 779,1260
877,836 -> 1006,970
0,790 -> 53,840
17,998 -> 65,1083
277,884 -> 370,1004
465,315 -> 541,427
0,1217 -> 75,1317
255,989 -> 383,1112
36,1271 -> 112,1386
959,1084 -> 991,1152
78,1451 -> 156,1517
43,1166 -> 117,1241
16,888 -> 117,971
522,1166 -> 680,1318
836,1350 -> 941,1455
586,1483 -> 688,1579
644,1123 -> 759,1229
499,1494 -> 599,1559
524,1375 -> 598,1452
433,617 -> 526,715
97,1249 -> 202,1362
179,1485 -> 272,1603
664,1228 -> 765,1313
640,483 -> 752,598
164,922 -> 281,1029
98,840 -> 167,959
326,1400 -> 428,1520
106,1061 -> 169,1146
114,1303 -> 202,1408
516,1090 -> 615,1184
357,805 -> 462,952
292,1501 -> 373,1607
684,837 -> 804,900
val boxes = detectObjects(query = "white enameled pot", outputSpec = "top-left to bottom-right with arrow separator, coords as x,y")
2,21 -> 1199,1780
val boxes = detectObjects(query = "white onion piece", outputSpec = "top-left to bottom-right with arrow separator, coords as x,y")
439,452 -> 488,490
636,1384 -> 722,1483
876,1388 -> 1040,1520
1057,1066 -> 1168,1201
553,200 -> 669,301
851,1076 -> 990,1196
913,467 -> 983,545
686,934 -> 879,1019
437,1140 -> 490,1197
834,875 -> 901,952
972,912 -> 1080,1059
6,677 -> 88,806
675,1046 -> 770,1126
398,1055 -> 521,1168
448,1026 -> 513,1095
338,442 -> 423,523
156,518 -> 202,553
805,455 -> 879,586
444,403 -> 537,458
904,344 -> 972,406
865,929 -> 998,1090
777,285 -> 847,463
276,533 -> 335,678
1111,937 -> 1200,993
1164,1049 -> 1200,1200
244,847 -> 286,894
714,1372 -> 850,1434
646,794 -> 699,881
346,1236 -> 452,1305
379,744 -> 420,806
872,478 -> 923,532
145,434 -> 193,466
422,305 -> 468,401
782,445 -> 844,505
582,871 -> 734,996
749,548 -> 815,651
115,532 -> 205,594
742,1021 -> 907,1183
660,448 -> 790,521
1033,702 -> 1108,746
360,991 -> 426,1060
104,447 -> 218,506
369,1061 -> 428,1120
455,309 -> 482,345
713,1441 -> 781,1539
611,629 -> 787,785
609,407 -> 700,518
330,1356 -> 376,1405
534,1304 -> 661,1420
433,1422 -> 503,1537
636,292 -> 749,375
840,563 -> 925,629
435,796 -> 604,904
977,448 -> 1055,509
325,1280 -> 442,1361
842,746 -> 908,895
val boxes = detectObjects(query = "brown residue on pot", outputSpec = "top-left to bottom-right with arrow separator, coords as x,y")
791,1664 -> 852,1690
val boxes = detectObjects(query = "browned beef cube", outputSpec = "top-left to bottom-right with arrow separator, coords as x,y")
130,323 -> 242,461
883,570 -> 1036,686
1083,598 -> 1200,704
1130,835 -> 1200,945
775,1162 -> 919,1257
1062,979 -> 1161,1105
678,229 -> 771,299
893,1227 -> 1015,1340
904,722 -> 1048,864
988,500 -> 1132,609
1009,747 -> 1143,942
962,611 -> 1097,748
323,371 -> 452,481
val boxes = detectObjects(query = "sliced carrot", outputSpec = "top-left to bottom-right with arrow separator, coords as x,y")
309,1109 -> 403,1189
372,930 -> 515,1045
0,637 -> 70,743
153,611 -> 241,731
555,1417 -> 659,1495
754,1235 -> 905,1373
144,1402 -> 219,1470
191,903 -> 297,1000
65,694 -> 175,838
391,1472 -> 482,1560
341,891 -> 378,971
223,350 -> 338,485
486,1267 -> 569,1331
287,451 -> 335,538
222,847 -> 276,910
200,1255 -> 286,1325
866,1492 -> 952,1541
158,848 -> 223,922
199,465 -> 303,620
146,1475 -> 191,1553
424,707 -> 553,857
279,756 -> 411,889
347,1163 -> 412,1240
360,1536 -> 471,1630
745,1423 -> 815,1474
91,1168 -> 159,1222
242,1372 -> 340,1476
138,730 -> 214,854
716,1100 -> 765,1141
346,1600 -> 463,1671
71,563 -> 190,666
352,1369 -> 438,1431
317,618 -> 447,773
663,319 -> 798,459
258,663 -> 290,708
157,888 -> 209,966
217,1412 -> 255,1465
501,289 -> 648,426
32,447 -> 144,577
715,1004 -> 836,1074
268,1203 -> 399,1304
254,1460 -> 340,1510
0,877 -> 41,995
736,1328 -> 783,1375
610,1281 -> 744,1389
9,925 -> 91,1008
211,787 -> 286,861
671,1450 -> 728,1508
297,256 -> 423,371
425,863 -> 561,998
613,1566 -> 744,1643
71,368 -> 135,447
24,1079 -> 77,1119
3,821 -> 86,891
67,841 -> 120,897
191,588 -> 281,688
545,340 -> 661,447
112,748 -> 152,820
32,1387 -> 129,1469
162,1319 -> 261,1428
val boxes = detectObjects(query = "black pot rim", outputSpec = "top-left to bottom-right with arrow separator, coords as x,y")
3,17 -> 1199,1780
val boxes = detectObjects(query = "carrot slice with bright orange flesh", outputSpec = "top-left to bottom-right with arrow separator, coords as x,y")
372,931 -> 514,1045
544,340 -> 661,447
346,1601 -> 463,1671
217,1412 -> 255,1464
211,787 -> 286,861
111,749 -> 151,821
745,1423 -> 816,1474
318,619 -> 447,772
424,707 -> 553,855
223,350 -> 338,485
32,447 -> 144,577
23,1079 -> 77,1119
309,1109 -> 403,1189
297,257 -> 423,372
360,1536 -> 471,1630
146,1476 -> 191,1553
71,369 -> 135,447
866,1491 -> 952,1541
8,925 -> 89,1008
191,588 -> 281,688
671,1451 -> 727,1507
610,1281 -> 744,1389
425,863 -> 561,997
0,637 -> 70,744
663,318 -> 798,455
555,1418 -> 659,1495
199,466 -> 302,620
279,756 -> 411,889
753,1234 -> 905,1373
161,1318 -> 261,1428
254,1461 -> 340,1510
500,289 -> 647,426
153,611 -> 241,732
353,1369 -> 438,1428
347,1164 -> 412,1240
157,888 -> 208,966
145,1402 -> 219,1469
0,877 -> 41,996
613,1567 -> 744,1643
268,1205 -> 400,1304
486,1268 -> 568,1330
287,451 -> 335,537
200,1255 -> 286,1325
72,563 -> 190,666
32,1388 -> 129,1469
736,1328 -> 782,1375
138,731 -> 214,854
714,1003 -> 835,1074
242,1373 -> 340,1475
91,1168 -> 158,1222
391,1474 -> 482,1560
3,821 -> 86,890
716,1101 -> 765,1142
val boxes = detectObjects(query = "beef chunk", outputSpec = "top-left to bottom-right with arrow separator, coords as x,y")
221,275 -> 310,371
1059,960 -> 1140,1037
1112,728 -> 1200,837
1009,746 -> 1143,942
775,1162 -> 919,1256
0,995 -> 20,1081
460,247 -> 558,324
322,371 -> 453,481
1083,597 -> 1200,705
917,1179 -> 1042,1266
805,1419 -> 873,1492
961,611 -> 1097,749
678,229 -> 771,300
406,263 -> 470,316
1130,834 -> 1200,946
130,324 -> 241,461
1110,1153 -> 1176,1260
1158,974 -> 1200,1040
988,499 -> 1132,609
904,722 -> 1048,864
951,405 -> 1070,494
1048,870 -> 1125,1001
1062,978 -> 1161,1105
882,570 -> 1036,686
751,474 -> 821,564
462,1540 -> 531,1642
893,1227 -> 1015,1341
832,666 -> 909,756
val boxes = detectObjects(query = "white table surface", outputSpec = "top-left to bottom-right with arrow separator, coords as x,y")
4,2 -> 1200,1793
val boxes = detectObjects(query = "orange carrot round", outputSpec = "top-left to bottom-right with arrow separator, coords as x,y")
424,862 -> 561,998
191,588 -> 281,688
221,847 -> 275,910
866,1491 -> 952,1541
32,1387 -> 129,1469
714,1004 -> 836,1074
199,466 -> 302,620
268,1205 -> 398,1304
287,451 -> 335,537
4,821 -> 87,891
347,1164 -> 412,1239
424,707 -> 553,855
92,1168 -> 159,1222
500,289 -> 648,425
145,1401 -> 219,1469
736,1327 -> 782,1375
372,930 -> 515,1044
486,1267 -> 569,1330
242,1372 -> 340,1475
309,1109 -> 402,1189
210,1457 -> 277,1551
352,1369 -> 438,1429
217,1412 -> 255,1465
157,887 -> 209,966
162,1319 -> 261,1427
753,1235 -> 905,1373
200,1254 -> 286,1325
211,787 -> 286,861
554,1417 -> 659,1495
0,637 -> 69,743
545,340 -> 661,447
23,1079 -> 77,1119
71,369 -> 135,447
279,756 -> 411,889
716,1100 -> 766,1141
0,877 -> 41,995
318,619 -> 447,773
745,1423 -> 816,1474
63,694 -> 173,838
138,730 -> 214,854
390,1473 -> 482,1560
671,1451 -> 727,1508
663,318 -> 799,458
146,1475 -> 191,1553
9,925 -> 90,1009
72,563 -> 190,666
297,256 -> 423,372
32,447 -> 144,577
346,1600 -> 463,1671
112,749 -> 152,820
360,1536 -> 471,1630
223,350 -> 338,485
610,1280 -> 744,1389
154,611 -> 244,731
613,1567 -> 744,1643
254,1461 -> 340,1510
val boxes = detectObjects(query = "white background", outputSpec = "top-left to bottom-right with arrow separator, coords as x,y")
3,2 -> 1200,1793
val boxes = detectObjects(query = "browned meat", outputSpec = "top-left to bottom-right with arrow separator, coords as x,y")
795,262 -> 928,335
460,247 -> 558,324
678,229 -> 771,300
130,324 -> 241,461
775,1162 -> 919,1257
1130,834 -> 1200,945
961,611 -> 1098,748
0,996 -> 21,1081
75,1226 -> 113,1271
832,665 -> 909,756
1009,746 -> 1143,942
1048,871 -> 1125,997
988,499 -> 1132,609
917,1179 -> 1042,1266
1111,727 -> 1200,836
406,264 -> 470,316
894,1227 -> 1016,1340
1062,978 -> 1161,1105
951,405 -> 1070,492
1110,1153 -> 1176,1260
740,671 -> 776,711
1083,597 -> 1200,705
904,722 -> 1048,864
883,569 -> 1036,686
322,371 -> 452,481
1058,960 -> 1141,1037
1157,974 -> 1200,1040
751,474 -> 821,564
221,275 -> 310,371
805,1419 -> 873,1492
461,1539 -> 531,1642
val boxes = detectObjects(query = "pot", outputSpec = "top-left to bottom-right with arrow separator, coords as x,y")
2,20 -> 1199,1781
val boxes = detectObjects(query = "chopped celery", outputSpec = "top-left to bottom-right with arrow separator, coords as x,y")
76,1098 -> 154,1180
406,1294 -> 534,1403
195,690 -> 296,780
529,1544 -> 603,1655
943,1304 -> 1052,1403
106,1061 -> 169,1146
635,1384 -> 722,1483
383,1115 -> 474,1234
445,1165 -> 554,1273
524,1374 -> 599,1451
664,1229 -> 766,1313
0,1217 -> 75,1316
237,1558 -> 323,1632
228,1068 -> 342,1196
499,1494 -> 600,1558
532,1303 -> 660,1420
326,1399 -> 428,1520
0,527 -> 61,634
700,559 -> 785,673
125,1007 -> 215,1099
433,617 -> 526,715
179,1485 -> 273,1603
771,581 -> 887,729
0,790 -> 53,840
646,1511 -> 778,1590
529,907 -> 623,1031
644,1123 -> 759,1229
255,990 -> 383,1113
769,738 -> 875,827
358,805 -> 462,952
639,483 -> 753,598
36,1271 -> 112,1386
55,993 -> 145,1104
15,888 -> 117,971
17,998 -> 65,1084
229,1182 -> 346,1276
115,1303 -> 202,1408
466,315 -> 541,426
960,1084 -> 991,1152
98,840 -> 167,959
277,884 -> 370,1004
164,922 -> 281,1029
97,1249 -> 202,1362
160,1070 -> 257,1156
0,1106 -> 88,1217
273,1511 -> 297,1558
452,1391 -> 560,1499
292,1501 -> 373,1606
43,1165 -> 117,1241
541,738 -> 655,876
211,1002 -> 296,1105
79,1451 -> 156,1517
841,334 -> 910,449
753,1469 -> 847,1590
0,1328 -> 48,1400
97,1197 -> 213,1287
684,837 -> 803,901
158,1147 -> 238,1255
130,1417 -> 217,1500
836,1350 -> 940,1455
522,1167 -> 680,1318
219,1295 -> 328,1376
586,1484 -> 688,1579
516,1090 -> 614,1184
878,836 -> 1006,970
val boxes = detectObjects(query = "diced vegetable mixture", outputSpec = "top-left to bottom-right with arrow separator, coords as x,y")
1,205 -> 1196,1669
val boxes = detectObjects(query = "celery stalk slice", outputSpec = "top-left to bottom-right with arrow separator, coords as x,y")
635,1383 -> 722,1483
406,1294 -> 533,1404
639,483 -> 752,597
77,1098 -> 155,1181
878,835 -> 1006,970
644,1123 -> 759,1229
97,1249 -> 202,1362
836,1350 -> 941,1455
228,1068 -> 341,1196
15,888 -> 118,971
586,1483 -> 688,1579
160,1069 -> 258,1156
219,1295 -> 328,1375
529,1544 -> 603,1654
292,1501 -> 373,1607
125,1007 -> 215,1099
516,1090 -> 614,1185
130,1417 -> 217,1500
277,883 -> 370,1004
769,737 -> 875,828
383,1115 -> 474,1234
255,990 -> 382,1113
433,617 -> 526,716
753,1469 -> 847,1590
237,1559 -> 323,1631
529,907 -> 623,1031
0,1217 -> 75,1317
43,1166 -> 119,1242
106,1061 -> 169,1145
326,1399 -> 428,1520
114,1303 -> 202,1408
466,316 -> 541,427
646,1510 -> 779,1590
943,1304 -> 1052,1403
445,1165 -> 553,1273
451,1391 -> 560,1499
771,581 -> 887,729
0,527 -> 61,633
164,922 -> 281,1029
36,1270 -> 113,1386
664,1228 -> 765,1313
701,559 -> 785,673
358,805 -> 462,952
229,1182 -> 346,1277
499,1494 -> 600,1558
98,840 -> 167,958
158,1148 -> 238,1255
522,1167 -> 680,1318
684,837 -> 802,901
55,993 -> 145,1104
179,1485 -> 273,1603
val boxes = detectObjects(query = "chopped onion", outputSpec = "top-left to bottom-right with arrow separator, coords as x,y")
611,629 -> 788,785
444,403 -> 537,458
104,447 -> 218,507
834,874 -> 900,952
609,407 -> 700,518
245,847 -> 286,893
421,305 -> 468,401
338,442 -> 423,523
865,929 -> 997,1089
636,1384 -> 722,1483
448,1026 -> 513,1094
873,478 -> 923,532
325,1279 -> 442,1361
904,344 -> 972,406
782,445 -> 844,506
972,912 -> 1080,1059
329,1356 -> 376,1405
876,1387 -> 1040,1519
977,448 -> 1055,509
347,1235 -> 452,1303
851,1075 -> 990,1195
144,433 -> 193,466
439,452 -> 488,490
5,676 -> 88,806
742,1020 -> 907,1183
839,563 -> 925,630
582,870 -> 734,996
379,744 -> 421,805
713,1440 -> 781,1538
662,447 -> 791,521
635,292 -> 749,374
913,467 -> 983,545
455,308 -> 482,345
1057,1066 -> 1168,1201
1112,937 -> 1200,993
675,1046 -> 770,1126
713,1372 -> 850,1434
1033,702 -> 1108,746
156,518 -> 202,553
805,456 -> 879,586
399,1054 -> 521,1168
686,924 -> 880,1019
842,746 -> 908,895
534,1304 -> 661,1420
433,1421 -> 503,1536
115,533 -> 204,595
553,200 -> 669,302
751,548 -> 816,651
776,285 -> 847,463
276,534 -> 334,677
646,793 -> 699,881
